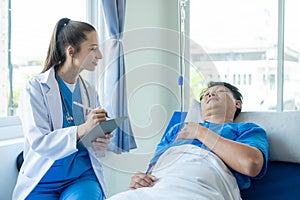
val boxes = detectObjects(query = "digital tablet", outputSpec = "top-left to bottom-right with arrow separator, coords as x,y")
77,116 -> 128,149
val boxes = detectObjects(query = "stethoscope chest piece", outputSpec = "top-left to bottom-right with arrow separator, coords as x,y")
66,114 -> 74,123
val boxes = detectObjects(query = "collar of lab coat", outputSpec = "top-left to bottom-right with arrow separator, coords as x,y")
40,68 -> 64,130
38,67 -> 97,128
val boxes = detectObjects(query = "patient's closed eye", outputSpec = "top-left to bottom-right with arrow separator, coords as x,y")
204,90 -> 229,96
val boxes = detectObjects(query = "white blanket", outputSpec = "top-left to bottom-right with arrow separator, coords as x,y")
108,144 -> 242,200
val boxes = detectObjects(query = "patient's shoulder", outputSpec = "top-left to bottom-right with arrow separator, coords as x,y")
238,121 -> 263,127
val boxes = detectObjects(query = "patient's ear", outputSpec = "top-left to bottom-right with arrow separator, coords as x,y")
235,100 -> 242,109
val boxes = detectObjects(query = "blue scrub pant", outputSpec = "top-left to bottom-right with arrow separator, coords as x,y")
26,170 -> 103,200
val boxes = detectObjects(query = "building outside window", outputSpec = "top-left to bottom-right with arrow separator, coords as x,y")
189,0 -> 300,111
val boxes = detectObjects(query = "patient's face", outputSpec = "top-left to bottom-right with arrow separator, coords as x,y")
200,85 -> 238,118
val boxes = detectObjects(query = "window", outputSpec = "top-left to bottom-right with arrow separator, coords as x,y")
0,0 -> 87,117
189,0 -> 300,111
284,0 -> 300,111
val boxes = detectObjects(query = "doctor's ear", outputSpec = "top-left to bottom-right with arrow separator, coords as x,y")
67,46 -> 75,57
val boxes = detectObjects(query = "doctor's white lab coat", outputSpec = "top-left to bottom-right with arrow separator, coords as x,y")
12,68 -> 107,200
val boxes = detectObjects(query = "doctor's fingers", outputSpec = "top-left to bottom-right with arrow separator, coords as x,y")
91,108 -> 108,117
88,112 -> 107,122
95,137 -> 111,144
92,141 -> 109,151
92,137 -> 110,149
104,133 -> 113,139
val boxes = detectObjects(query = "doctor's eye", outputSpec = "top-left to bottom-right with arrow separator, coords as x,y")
89,46 -> 99,51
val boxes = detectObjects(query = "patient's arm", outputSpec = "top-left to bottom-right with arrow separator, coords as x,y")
128,170 -> 157,190
176,123 -> 264,177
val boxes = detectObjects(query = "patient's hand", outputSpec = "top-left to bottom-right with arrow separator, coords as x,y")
128,172 -> 157,190
176,123 -> 204,141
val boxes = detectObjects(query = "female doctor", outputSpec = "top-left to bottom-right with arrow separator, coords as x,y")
13,18 -> 112,200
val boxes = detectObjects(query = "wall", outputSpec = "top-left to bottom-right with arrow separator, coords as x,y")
101,0 -> 181,197
0,116 -> 24,200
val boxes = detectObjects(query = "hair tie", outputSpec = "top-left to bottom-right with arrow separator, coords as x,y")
63,18 -> 71,26
57,18 -> 71,36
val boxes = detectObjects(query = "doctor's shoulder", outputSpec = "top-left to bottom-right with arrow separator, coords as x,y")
23,71 -> 53,94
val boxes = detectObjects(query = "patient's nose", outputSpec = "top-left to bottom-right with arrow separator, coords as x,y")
208,91 -> 216,97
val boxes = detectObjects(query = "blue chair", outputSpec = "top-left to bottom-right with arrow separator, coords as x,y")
16,151 -> 23,171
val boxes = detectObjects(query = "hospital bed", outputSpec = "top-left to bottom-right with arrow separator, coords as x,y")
165,100 -> 300,200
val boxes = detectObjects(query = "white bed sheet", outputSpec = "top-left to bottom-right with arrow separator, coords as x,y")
108,144 -> 241,200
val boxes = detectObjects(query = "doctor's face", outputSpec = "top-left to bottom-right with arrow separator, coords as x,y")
75,31 -> 102,72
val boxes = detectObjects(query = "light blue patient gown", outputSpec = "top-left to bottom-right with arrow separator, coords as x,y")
26,77 -> 103,200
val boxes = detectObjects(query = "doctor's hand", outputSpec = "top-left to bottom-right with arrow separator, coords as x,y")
77,108 -> 108,140
128,172 -> 157,190
92,133 -> 113,151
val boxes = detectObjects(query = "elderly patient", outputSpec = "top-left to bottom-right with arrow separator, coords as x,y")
108,81 -> 269,200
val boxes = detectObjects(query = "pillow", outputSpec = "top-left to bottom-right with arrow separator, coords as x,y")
184,99 -> 202,123
185,99 -> 300,164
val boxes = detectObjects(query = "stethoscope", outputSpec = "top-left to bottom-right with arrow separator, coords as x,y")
55,71 -> 90,124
